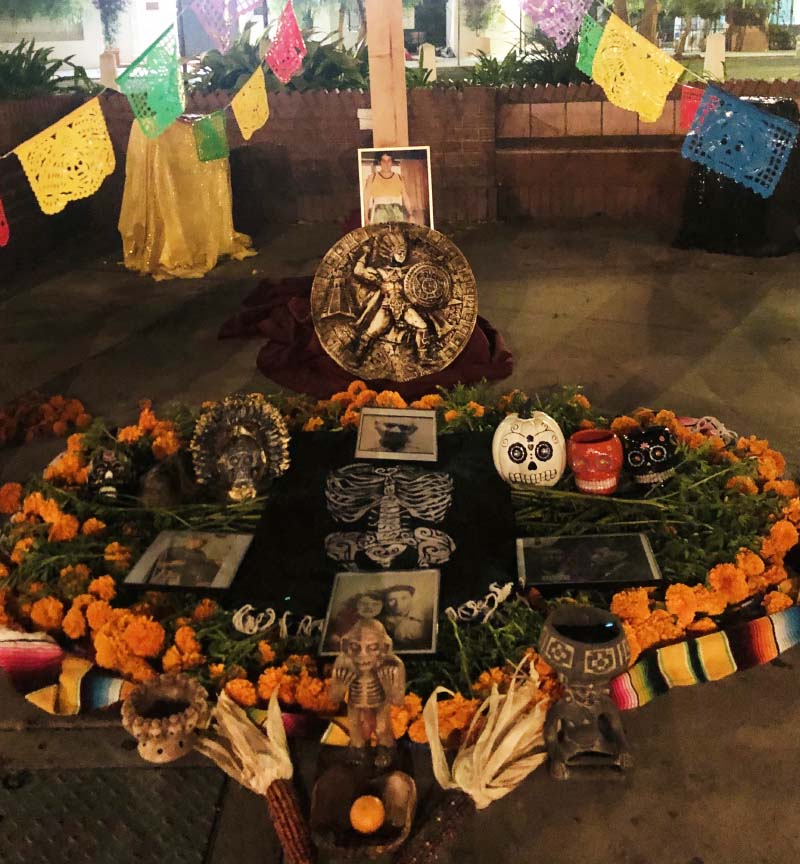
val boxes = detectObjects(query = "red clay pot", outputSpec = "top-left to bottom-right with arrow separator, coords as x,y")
567,429 -> 623,495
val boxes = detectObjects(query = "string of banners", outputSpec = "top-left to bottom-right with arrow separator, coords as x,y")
528,0 -> 800,199
0,0 -> 305,239
1,0 -> 798,243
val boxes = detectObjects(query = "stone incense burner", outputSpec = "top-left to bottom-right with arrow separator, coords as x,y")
538,604 -> 633,779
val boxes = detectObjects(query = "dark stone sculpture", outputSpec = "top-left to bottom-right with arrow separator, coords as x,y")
539,604 -> 633,779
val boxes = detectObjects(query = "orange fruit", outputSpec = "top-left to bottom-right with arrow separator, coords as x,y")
349,795 -> 385,834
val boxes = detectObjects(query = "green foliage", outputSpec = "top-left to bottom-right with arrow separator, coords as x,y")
466,43 -> 589,87
0,39 -> 97,99
91,0 -> 130,48
0,0 -> 85,21
274,34 -> 368,92
185,22 -> 266,95
406,54 -> 433,89
768,24 -> 796,49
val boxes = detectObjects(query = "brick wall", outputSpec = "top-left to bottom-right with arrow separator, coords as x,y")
1,79 -> 798,279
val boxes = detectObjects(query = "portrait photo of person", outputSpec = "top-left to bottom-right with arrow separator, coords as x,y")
320,569 -> 439,655
125,531 -> 253,591
355,407 -> 438,462
358,146 -> 434,229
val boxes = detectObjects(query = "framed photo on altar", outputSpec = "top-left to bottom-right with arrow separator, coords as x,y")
517,533 -> 662,589
358,146 -> 434,229
355,406 -> 438,462
125,530 -> 253,590
320,568 -> 440,656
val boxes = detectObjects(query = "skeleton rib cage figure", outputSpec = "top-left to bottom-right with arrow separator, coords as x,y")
325,464 -> 455,568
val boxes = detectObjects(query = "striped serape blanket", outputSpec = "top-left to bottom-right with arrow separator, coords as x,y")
611,606 -> 800,710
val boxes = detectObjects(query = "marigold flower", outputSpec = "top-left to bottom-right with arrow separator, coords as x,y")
330,391 -> 352,404
418,394 -> 444,410
764,480 -> 799,499
75,413 -> 92,430
761,520 -> 799,560
375,390 -> 407,409
48,514 -> 79,542
622,622 -> 641,666
578,419 -> 596,429
226,678 -> 258,707
208,663 -> 225,679
692,585 -> 728,616
123,617 -> 165,657
60,563 -> 90,581
465,401 -> 485,418
736,549 -> 765,579
175,626 -> 202,655
30,596 -> 64,631
353,389 -> 378,409
43,451 -> 89,485
341,408 -> 360,428
764,563 -> 788,587
0,482 -> 22,515
66,433 -> 84,453
192,598 -> 217,622
726,476 -> 758,496
258,640 -> 276,664
104,542 -> 132,569
62,605 -> 87,639
161,646 -> 183,673
295,671 -> 337,713
390,692 -> 424,740
708,563 -> 749,605
11,537 -> 34,564
81,518 -> 106,536
569,394 -> 591,410
0,563 -> 8,581
88,575 -> 117,602
665,583 -> 697,627
52,420 -> 68,436
610,587 -> 651,624
87,599 -> 116,632
117,425 -> 143,444
631,407 -> 656,425
346,380 -> 367,397
137,402 -> 158,433
302,416 -> 325,432
471,667 -> 509,697
152,428 -> 180,460
756,449 -> 786,482
686,617 -> 718,635
761,591 -> 792,615
610,416 -> 641,436
443,409 -> 459,423
408,717 -> 428,743
782,498 -> 800,525
632,609 -> 685,653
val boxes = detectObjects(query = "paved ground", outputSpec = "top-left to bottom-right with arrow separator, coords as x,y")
1,223 -> 800,863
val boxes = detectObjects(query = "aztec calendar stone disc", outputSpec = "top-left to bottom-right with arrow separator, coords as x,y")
311,223 -> 478,383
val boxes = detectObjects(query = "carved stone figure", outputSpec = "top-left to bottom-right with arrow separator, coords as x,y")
325,464 -> 455,568
538,605 -> 632,779
311,224 -> 477,382
330,618 -> 405,767
190,393 -> 290,502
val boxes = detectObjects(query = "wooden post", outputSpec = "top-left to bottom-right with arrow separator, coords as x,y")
365,0 -> 409,147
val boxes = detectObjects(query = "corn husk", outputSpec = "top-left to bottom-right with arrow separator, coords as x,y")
195,690 -> 292,793
423,663 -> 548,810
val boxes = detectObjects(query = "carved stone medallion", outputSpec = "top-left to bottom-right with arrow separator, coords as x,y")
311,224 -> 478,382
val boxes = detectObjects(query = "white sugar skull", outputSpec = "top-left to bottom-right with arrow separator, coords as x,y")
492,412 -> 566,487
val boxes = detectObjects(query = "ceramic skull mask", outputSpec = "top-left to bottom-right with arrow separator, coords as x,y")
492,411 -> 567,486
623,425 -> 678,485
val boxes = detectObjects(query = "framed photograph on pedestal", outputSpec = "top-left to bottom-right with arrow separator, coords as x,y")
358,146 -> 434,228
355,407 -> 438,462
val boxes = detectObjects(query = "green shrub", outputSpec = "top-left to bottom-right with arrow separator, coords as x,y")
0,39 -> 97,99
768,24 -> 796,50
467,40 -> 589,88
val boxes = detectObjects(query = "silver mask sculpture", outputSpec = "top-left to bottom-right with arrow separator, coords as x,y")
325,463 -> 455,568
191,393 -> 290,502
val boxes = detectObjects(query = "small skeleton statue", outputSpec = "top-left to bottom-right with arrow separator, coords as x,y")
539,605 -> 633,780
330,618 -> 406,769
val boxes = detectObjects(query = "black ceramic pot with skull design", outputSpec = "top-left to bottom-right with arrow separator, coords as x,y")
622,425 -> 679,486
89,448 -> 135,499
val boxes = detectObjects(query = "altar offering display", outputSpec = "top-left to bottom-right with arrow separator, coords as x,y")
540,605 -> 632,779
517,533 -> 662,588
356,407 -> 438,462
320,569 -> 440,655
492,411 -> 566,486
124,531 -> 253,590
358,147 -> 434,229
310,224 -> 478,382
191,393 -> 290,502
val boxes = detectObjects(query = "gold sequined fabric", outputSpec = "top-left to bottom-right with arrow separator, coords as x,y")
118,119 -> 256,281
14,98 -> 115,215
592,14 -> 684,123
231,66 -> 270,141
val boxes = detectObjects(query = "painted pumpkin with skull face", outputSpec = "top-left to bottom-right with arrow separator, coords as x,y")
622,425 -> 678,486
492,412 -> 566,487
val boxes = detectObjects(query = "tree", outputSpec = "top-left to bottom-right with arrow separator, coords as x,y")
92,0 -> 130,48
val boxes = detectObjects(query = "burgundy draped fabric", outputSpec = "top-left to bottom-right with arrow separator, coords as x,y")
219,275 -> 513,400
